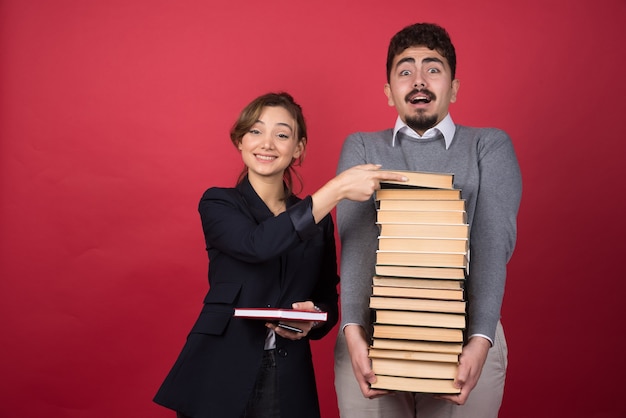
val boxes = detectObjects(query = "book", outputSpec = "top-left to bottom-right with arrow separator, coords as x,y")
370,375 -> 460,394
377,237 -> 468,253
371,357 -> 458,379
233,308 -> 327,322
374,309 -> 466,329
378,169 -> 454,190
372,324 -> 464,342
370,296 -> 466,314
372,285 -> 464,301
372,275 -> 463,290
378,199 -> 466,211
375,265 -> 466,280
371,338 -> 463,354
377,210 -> 467,225
378,223 -> 469,239
376,251 -> 468,268
368,169 -> 468,396
376,188 -> 462,201
368,347 -> 459,363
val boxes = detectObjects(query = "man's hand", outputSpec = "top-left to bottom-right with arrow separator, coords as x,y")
437,336 -> 490,405
344,325 -> 389,399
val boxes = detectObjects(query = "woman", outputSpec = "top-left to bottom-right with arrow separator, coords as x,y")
153,92 -> 405,418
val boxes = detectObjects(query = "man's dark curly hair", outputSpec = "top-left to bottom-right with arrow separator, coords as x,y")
386,23 -> 457,82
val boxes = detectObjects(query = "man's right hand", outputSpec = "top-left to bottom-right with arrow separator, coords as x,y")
344,324 -> 390,399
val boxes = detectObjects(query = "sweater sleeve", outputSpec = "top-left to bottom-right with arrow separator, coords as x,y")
466,129 -> 522,341
336,133 -> 379,333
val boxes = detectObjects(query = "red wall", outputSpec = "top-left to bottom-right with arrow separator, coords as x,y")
1,1 -> 625,417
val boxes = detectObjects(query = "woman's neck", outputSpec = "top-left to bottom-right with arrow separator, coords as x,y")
248,174 -> 286,215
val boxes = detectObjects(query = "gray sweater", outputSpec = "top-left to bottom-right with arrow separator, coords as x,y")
336,125 -> 522,342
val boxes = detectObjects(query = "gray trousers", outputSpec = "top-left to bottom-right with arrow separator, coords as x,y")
334,321 -> 507,418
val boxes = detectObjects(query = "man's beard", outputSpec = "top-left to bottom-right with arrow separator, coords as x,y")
405,112 -> 438,133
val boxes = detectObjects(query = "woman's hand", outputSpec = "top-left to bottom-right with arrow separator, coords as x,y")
332,164 -> 408,202
265,301 -> 319,340
311,164 -> 407,223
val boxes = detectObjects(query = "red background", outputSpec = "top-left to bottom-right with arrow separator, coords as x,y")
1,1 -> 625,417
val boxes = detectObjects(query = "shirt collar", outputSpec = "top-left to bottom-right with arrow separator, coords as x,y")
391,113 -> 456,149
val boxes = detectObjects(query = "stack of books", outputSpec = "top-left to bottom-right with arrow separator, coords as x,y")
368,170 -> 468,394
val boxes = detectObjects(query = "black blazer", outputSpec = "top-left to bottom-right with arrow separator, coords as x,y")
154,178 -> 339,418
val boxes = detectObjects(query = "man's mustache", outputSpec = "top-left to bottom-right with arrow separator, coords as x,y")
405,88 -> 436,104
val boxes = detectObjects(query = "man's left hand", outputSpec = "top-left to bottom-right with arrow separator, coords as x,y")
437,336 -> 490,405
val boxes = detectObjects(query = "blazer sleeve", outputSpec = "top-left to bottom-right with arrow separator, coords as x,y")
199,188 -> 319,263
307,214 -> 340,340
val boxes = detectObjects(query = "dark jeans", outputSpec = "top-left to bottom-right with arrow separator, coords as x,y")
242,349 -> 279,418
176,349 -> 279,418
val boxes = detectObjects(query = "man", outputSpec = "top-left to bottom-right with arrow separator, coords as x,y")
334,23 -> 522,418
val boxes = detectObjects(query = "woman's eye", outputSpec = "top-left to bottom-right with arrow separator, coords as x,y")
277,133 -> 291,140
249,129 -> 261,135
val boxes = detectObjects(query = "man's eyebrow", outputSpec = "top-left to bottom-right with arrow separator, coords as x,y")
395,57 -> 416,68
423,57 -> 444,65
395,56 -> 445,68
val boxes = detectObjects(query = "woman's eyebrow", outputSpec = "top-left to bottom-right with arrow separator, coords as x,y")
275,122 -> 294,132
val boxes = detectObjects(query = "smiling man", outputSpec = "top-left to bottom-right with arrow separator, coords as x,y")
333,23 -> 522,418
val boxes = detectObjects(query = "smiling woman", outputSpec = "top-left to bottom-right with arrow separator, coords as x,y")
238,106 -> 304,185
233,93 -> 307,202
152,92 -> 408,418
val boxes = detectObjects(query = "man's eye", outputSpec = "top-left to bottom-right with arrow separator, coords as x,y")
427,67 -> 440,74
400,70 -> 411,76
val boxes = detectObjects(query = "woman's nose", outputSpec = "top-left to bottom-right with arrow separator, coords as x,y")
261,134 -> 274,149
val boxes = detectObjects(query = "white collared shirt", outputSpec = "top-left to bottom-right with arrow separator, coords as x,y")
391,113 -> 456,149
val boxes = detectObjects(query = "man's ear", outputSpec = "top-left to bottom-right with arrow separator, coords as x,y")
384,83 -> 395,107
450,79 -> 460,103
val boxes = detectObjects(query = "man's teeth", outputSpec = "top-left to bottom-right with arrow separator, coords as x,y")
410,97 -> 430,104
